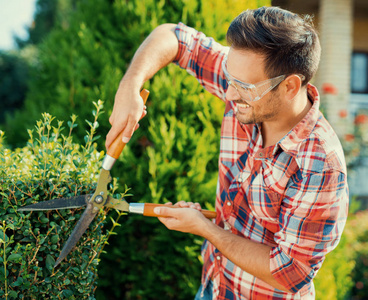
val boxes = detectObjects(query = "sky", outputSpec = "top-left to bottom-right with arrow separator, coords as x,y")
0,0 -> 37,50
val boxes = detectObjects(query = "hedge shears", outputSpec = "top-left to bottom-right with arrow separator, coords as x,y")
19,89 -> 217,267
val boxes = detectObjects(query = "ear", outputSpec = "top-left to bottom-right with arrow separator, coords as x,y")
282,75 -> 303,101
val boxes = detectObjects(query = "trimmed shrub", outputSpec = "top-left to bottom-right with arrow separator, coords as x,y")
0,103 -> 124,299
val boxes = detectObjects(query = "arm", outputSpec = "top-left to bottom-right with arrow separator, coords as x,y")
154,206 -> 289,292
106,23 -> 179,149
107,23 -> 229,149
155,170 -> 348,293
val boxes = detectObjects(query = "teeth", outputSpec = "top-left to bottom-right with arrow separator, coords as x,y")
235,103 -> 250,113
237,104 -> 250,108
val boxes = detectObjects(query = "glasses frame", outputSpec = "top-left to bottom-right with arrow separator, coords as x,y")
222,58 -> 305,102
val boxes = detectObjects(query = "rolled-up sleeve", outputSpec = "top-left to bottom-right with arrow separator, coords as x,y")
173,22 -> 228,101
270,169 -> 349,293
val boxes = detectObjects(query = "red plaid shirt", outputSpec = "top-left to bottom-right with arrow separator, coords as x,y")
174,23 -> 349,299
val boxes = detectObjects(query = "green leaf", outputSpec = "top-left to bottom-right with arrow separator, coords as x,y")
12,276 -> 24,287
7,223 -> 15,230
7,253 -> 22,262
46,254 -> 55,271
50,235 -> 59,244
40,217 -> 49,223
85,120 -> 93,128
44,277 -> 52,283
62,289 -> 73,297
8,290 -> 18,298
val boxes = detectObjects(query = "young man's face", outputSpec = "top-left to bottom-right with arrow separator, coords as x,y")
224,48 -> 284,125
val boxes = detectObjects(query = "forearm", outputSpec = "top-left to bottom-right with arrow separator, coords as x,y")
154,205 -> 290,292
106,23 -> 179,148
201,220 -> 290,292
119,23 -> 179,90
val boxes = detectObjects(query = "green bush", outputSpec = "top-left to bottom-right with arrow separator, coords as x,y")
95,69 -> 225,299
349,209 -> 368,298
314,208 -> 368,299
0,104 -> 124,299
3,0 -> 267,148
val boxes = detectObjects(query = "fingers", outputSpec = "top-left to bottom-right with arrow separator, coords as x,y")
154,202 -> 202,216
106,107 -> 148,149
120,117 -> 138,144
154,206 -> 177,218
140,106 -> 147,121
154,205 -> 207,235
173,201 -> 202,211
106,87 -> 148,150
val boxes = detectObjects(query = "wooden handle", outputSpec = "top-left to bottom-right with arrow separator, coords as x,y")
143,203 -> 217,219
107,89 -> 150,159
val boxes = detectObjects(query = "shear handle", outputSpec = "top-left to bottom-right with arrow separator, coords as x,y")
142,203 -> 217,219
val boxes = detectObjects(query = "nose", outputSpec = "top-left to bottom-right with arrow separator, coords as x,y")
225,84 -> 241,102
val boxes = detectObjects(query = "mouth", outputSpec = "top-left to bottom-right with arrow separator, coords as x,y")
234,102 -> 251,113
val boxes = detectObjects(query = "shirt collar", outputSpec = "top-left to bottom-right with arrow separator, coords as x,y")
275,84 -> 321,156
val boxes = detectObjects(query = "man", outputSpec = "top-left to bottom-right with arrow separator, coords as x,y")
106,6 -> 349,299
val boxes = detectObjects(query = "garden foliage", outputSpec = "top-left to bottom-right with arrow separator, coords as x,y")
0,50 -> 31,123
314,207 -> 368,299
0,103 -> 127,299
3,0 -> 367,299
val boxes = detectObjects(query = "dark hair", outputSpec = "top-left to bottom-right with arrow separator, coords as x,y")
226,6 -> 321,85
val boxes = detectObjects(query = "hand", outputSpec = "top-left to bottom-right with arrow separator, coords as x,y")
173,201 -> 203,211
106,87 -> 147,149
155,201 -> 211,236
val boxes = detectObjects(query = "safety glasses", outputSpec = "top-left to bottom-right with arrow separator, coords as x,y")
222,58 -> 290,102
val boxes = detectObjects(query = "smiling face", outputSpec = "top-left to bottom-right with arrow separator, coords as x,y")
224,48 -> 285,125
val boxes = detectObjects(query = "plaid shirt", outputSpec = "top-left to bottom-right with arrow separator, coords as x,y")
174,23 -> 349,299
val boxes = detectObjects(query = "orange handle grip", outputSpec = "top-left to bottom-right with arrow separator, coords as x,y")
143,203 -> 217,219
107,89 -> 150,159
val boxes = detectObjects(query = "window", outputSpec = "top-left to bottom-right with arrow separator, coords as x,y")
351,52 -> 368,94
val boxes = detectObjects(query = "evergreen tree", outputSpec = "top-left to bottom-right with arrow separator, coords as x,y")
0,51 -> 29,122
0,0 -> 73,138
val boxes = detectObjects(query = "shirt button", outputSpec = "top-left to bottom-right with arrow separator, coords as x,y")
259,152 -> 263,157
227,201 -> 231,206
224,222 -> 231,230
216,256 -> 221,261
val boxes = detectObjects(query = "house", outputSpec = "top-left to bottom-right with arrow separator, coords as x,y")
272,0 -> 368,203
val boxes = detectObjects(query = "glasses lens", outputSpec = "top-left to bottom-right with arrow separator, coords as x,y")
236,84 -> 258,102
222,58 -> 285,102
222,59 -> 256,101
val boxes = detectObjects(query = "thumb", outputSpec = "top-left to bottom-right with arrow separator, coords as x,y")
120,117 -> 138,144
106,125 -> 123,150
154,206 -> 177,217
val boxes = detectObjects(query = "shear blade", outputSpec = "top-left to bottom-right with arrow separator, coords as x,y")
18,194 -> 91,211
54,202 -> 98,267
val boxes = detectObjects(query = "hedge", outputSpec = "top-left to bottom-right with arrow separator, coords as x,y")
0,103 -> 127,299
